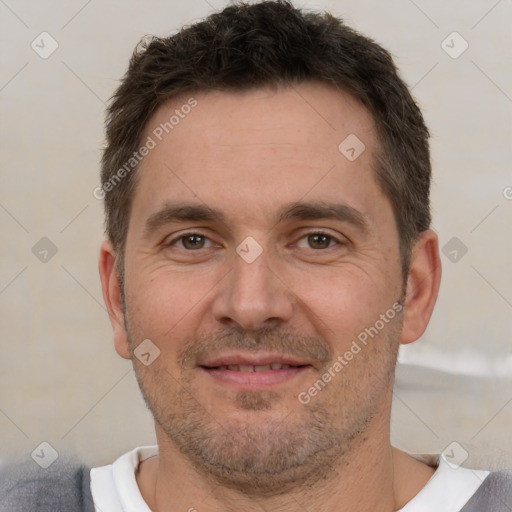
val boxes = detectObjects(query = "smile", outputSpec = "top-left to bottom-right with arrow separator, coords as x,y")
200,363 -> 312,389
205,363 -> 299,371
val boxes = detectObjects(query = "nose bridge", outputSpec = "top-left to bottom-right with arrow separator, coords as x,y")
212,241 -> 294,330
233,248 -> 274,301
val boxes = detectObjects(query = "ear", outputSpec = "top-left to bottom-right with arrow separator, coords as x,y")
98,240 -> 131,359
400,229 -> 441,345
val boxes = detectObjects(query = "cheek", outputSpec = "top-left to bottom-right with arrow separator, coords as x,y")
124,264 -> 216,347
288,265 -> 394,345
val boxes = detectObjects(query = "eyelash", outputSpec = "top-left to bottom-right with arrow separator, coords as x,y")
165,231 -> 344,251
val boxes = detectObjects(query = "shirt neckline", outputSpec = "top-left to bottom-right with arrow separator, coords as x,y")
97,446 -> 490,512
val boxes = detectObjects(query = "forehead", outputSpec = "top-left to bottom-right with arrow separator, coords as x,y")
143,82 -> 376,157
131,82 -> 387,229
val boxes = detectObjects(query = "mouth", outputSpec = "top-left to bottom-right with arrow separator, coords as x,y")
198,354 -> 314,389
203,363 -> 308,372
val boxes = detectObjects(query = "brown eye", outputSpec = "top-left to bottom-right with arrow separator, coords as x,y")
181,234 -> 206,250
306,233 -> 334,249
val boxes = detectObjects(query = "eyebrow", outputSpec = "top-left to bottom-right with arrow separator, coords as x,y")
143,200 -> 370,237
276,201 -> 370,233
144,203 -> 225,237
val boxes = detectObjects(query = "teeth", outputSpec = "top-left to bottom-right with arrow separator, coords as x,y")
254,364 -> 271,372
216,363 -> 294,371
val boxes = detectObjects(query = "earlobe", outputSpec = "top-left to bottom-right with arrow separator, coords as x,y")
400,230 -> 442,345
98,240 -> 131,359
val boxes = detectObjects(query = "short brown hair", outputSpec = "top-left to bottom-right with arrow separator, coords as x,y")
101,0 -> 431,285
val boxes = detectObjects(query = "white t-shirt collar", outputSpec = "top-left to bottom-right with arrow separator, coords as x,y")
91,446 -> 489,512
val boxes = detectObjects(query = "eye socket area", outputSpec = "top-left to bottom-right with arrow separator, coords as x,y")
162,229 -> 348,253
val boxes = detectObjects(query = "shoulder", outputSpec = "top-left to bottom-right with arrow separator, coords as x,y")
0,456 -> 93,512
461,469 -> 512,512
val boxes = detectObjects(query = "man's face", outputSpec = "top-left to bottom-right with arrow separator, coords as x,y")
115,83 -> 408,491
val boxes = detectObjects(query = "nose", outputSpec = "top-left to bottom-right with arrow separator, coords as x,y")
211,244 -> 295,332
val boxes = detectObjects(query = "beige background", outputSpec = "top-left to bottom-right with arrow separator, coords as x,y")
1,0 -> 511,469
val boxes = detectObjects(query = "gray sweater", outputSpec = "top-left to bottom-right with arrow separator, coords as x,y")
0,457 -> 94,512
1,457 -> 511,511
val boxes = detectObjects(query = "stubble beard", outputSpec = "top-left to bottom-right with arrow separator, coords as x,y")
127,318 -> 401,495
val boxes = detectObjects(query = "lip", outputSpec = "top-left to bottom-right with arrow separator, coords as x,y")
198,351 -> 315,390
200,365 -> 311,389
199,351 -> 315,369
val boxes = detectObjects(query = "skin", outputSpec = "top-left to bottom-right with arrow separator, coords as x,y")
99,82 -> 441,512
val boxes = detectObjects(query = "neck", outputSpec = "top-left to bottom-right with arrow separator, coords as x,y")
136,421 -> 435,512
